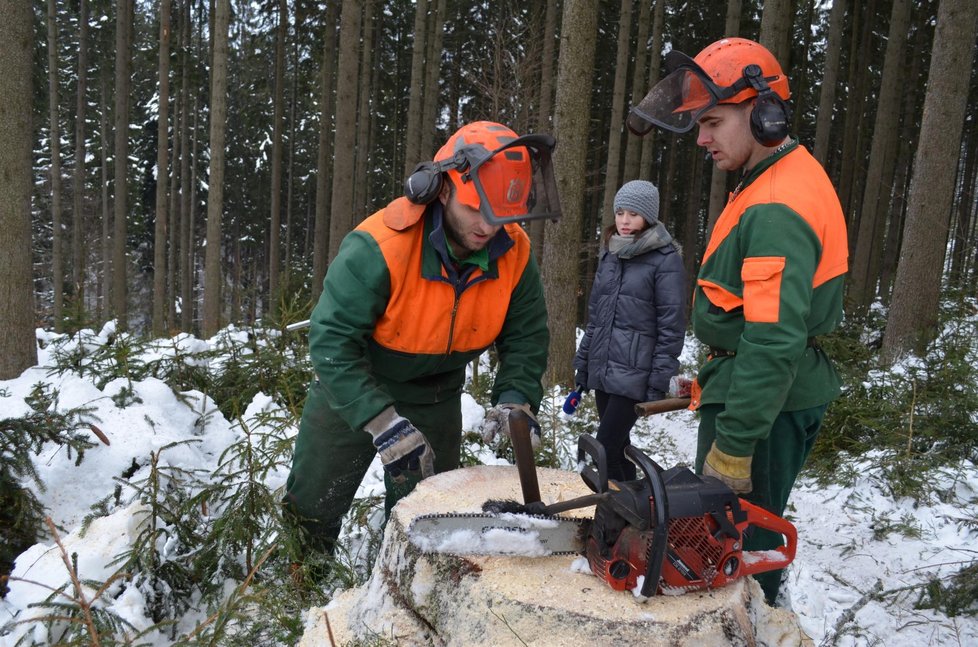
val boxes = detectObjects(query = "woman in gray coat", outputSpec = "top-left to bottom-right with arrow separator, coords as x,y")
573,180 -> 687,480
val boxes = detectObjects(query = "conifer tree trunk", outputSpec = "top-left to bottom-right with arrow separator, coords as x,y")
73,0 -> 89,313
639,0 -> 665,180
707,0 -> 742,233
598,0 -> 634,230
403,0 -> 429,175
758,0 -> 792,68
202,0 -> 230,337
312,2 -> 338,303
528,0 -> 558,259
353,0 -> 376,223
419,0 -> 446,160
47,0 -> 65,331
99,68 -> 110,322
180,2 -> 198,331
838,0 -> 875,219
328,0 -> 363,262
543,0 -> 598,386
0,0 -> 38,377
849,0 -> 911,312
621,0 -> 651,183
167,1 -> 185,330
153,0 -> 172,337
883,0 -> 978,360
812,0 -> 846,167
111,0 -> 133,329
268,0 -> 287,317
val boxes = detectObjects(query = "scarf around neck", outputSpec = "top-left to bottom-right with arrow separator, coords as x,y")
606,221 -> 674,259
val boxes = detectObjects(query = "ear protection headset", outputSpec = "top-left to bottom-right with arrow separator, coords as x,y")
742,64 -> 791,147
403,151 -> 470,205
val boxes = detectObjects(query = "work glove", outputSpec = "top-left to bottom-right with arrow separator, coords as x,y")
562,385 -> 586,415
702,443 -> 752,494
363,406 -> 435,483
481,403 -> 542,450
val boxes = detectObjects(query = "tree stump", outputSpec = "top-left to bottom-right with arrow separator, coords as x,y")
300,465 -> 812,646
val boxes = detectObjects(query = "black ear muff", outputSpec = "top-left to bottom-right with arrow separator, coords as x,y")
404,161 -> 444,205
743,64 -> 790,147
403,151 -> 469,205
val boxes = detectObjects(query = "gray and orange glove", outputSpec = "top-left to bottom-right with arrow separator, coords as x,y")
481,403 -> 542,450
364,406 -> 435,483
702,443 -> 753,494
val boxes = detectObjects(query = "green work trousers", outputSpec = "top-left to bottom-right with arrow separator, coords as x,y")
695,402 -> 828,604
284,379 -> 463,553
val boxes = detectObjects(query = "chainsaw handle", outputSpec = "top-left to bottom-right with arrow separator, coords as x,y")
737,499 -> 798,575
577,434 -> 609,494
623,445 -> 669,598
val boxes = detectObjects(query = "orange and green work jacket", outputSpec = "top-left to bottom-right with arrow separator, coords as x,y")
691,139 -> 849,457
308,196 -> 549,432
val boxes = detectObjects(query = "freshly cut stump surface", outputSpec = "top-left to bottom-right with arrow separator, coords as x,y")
301,464 -> 812,646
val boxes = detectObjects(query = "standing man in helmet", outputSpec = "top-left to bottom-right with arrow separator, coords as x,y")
285,121 -> 560,558
628,38 -> 848,604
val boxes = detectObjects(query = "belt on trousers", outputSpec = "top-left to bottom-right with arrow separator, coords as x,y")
708,337 -> 819,360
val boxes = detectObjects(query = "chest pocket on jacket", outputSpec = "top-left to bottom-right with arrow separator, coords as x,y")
741,256 -> 785,323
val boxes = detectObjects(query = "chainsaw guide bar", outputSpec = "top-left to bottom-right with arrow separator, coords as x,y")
408,512 -> 589,557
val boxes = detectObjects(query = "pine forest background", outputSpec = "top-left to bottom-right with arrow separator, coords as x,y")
2,0 -> 978,383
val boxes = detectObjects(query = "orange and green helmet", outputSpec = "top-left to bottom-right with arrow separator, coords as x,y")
627,38 -> 791,136
433,121 -> 562,225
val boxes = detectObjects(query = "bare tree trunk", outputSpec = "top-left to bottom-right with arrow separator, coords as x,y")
354,0 -> 376,223
328,0 -> 363,262
598,0 -> 634,230
268,0 -> 287,319
622,0 -> 652,183
0,0 -> 37,377
883,0 -> 978,360
183,84 -> 199,331
73,0 -> 89,313
848,0 -> 911,312
812,0 -> 846,167
529,0 -> 558,259
47,0 -> 65,331
99,68 -> 110,322
403,0 -> 429,175
707,0 -> 743,233
758,0 -> 792,68
543,0 -> 598,386
639,0 -> 665,180
312,2 -> 338,303
284,11 -> 300,293
202,0 -> 230,337
419,0 -> 446,160
153,0 -> 172,337
838,0 -> 874,219
111,0 -> 133,329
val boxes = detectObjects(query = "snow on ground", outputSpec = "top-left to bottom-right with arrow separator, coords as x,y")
1,327 -> 977,645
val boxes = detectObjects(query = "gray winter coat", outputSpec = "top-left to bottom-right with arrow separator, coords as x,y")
574,228 -> 686,401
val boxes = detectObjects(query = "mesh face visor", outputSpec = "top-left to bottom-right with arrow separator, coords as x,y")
626,51 -> 738,136
627,66 -> 726,136
460,134 -> 562,225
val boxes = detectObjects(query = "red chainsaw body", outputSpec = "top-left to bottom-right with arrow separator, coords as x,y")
578,446 -> 798,597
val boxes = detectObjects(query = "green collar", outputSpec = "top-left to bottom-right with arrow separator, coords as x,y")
446,241 -> 490,272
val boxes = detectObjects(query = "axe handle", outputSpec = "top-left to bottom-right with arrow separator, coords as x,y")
634,397 -> 692,417
508,410 -> 542,505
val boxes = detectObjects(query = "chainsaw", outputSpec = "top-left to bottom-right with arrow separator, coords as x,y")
408,410 -> 797,599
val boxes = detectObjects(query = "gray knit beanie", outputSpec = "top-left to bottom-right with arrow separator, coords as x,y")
614,180 -> 660,225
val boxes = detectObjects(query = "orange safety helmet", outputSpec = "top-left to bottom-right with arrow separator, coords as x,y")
693,38 -> 790,105
627,38 -> 791,137
434,121 -> 531,218
404,120 -> 561,224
